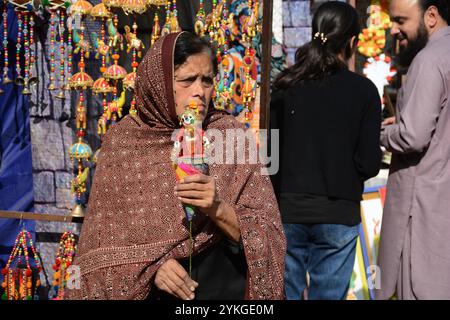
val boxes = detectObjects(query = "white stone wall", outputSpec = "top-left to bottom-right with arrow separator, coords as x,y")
282,0 -> 313,66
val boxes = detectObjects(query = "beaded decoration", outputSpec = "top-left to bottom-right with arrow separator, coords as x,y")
49,231 -> 77,300
1,228 -> 43,300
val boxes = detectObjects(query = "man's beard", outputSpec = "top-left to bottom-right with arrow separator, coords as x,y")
395,22 -> 429,73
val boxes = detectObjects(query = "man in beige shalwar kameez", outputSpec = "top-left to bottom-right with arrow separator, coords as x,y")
376,0 -> 450,299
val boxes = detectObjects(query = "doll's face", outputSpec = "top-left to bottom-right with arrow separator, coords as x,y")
181,112 -> 196,127
174,52 -> 214,121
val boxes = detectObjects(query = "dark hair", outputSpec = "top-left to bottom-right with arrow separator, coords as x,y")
273,1 -> 360,91
419,0 -> 450,23
174,32 -> 218,75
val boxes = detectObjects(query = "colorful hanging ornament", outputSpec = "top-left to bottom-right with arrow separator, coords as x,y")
20,11 -> 31,94
123,20 -> 138,117
358,28 -> 386,57
367,3 -> 391,30
170,0 -> 181,33
14,10 -> 23,86
216,0 -> 230,49
68,9 -> 93,218
160,0 -> 171,36
102,0 -> 121,9
243,0 -> 258,43
55,8 -> 66,99
90,2 -> 112,20
215,54 -> 233,111
146,0 -> 165,6
90,2 -> 112,72
214,0 -> 233,111
123,70 -> 136,92
103,55 -> 127,81
194,0 -> 206,37
70,0 -> 92,16
92,77 -> 112,136
122,0 -> 147,15
207,0 -> 218,42
49,231 -> 77,300
124,21 -> 145,58
150,12 -> 160,47
48,9 -> 57,90
363,53 -> 397,108
103,52 -> 126,124
106,13 -> 124,51
1,228 -> 43,300
65,15 -> 73,91
42,0 -> 71,97
2,3 -> 13,88
161,0 -> 180,36
69,134 -> 93,217
70,0 -> 93,66
241,48 -> 256,127
124,72 -> 136,115
69,43 -> 93,89
73,25 -> 91,58
27,11 -> 37,88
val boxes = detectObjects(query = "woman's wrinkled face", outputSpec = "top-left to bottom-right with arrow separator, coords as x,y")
174,52 -> 214,121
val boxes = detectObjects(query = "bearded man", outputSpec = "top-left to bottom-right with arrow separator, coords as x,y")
376,0 -> 450,300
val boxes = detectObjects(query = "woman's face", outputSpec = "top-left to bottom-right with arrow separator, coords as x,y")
174,51 -> 215,121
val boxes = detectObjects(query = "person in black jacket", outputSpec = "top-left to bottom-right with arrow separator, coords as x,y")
270,1 -> 381,300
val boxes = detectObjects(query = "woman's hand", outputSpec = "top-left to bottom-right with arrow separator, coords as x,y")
174,174 -> 219,217
174,174 -> 241,242
154,259 -> 198,300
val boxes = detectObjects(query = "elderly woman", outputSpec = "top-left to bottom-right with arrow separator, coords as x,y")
65,32 -> 285,300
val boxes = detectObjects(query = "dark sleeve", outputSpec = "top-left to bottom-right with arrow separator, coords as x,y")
269,90 -> 283,130
354,84 -> 382,181
269,90 -> 284,199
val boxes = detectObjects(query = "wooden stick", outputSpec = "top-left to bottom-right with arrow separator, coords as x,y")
0,210 -> 84,223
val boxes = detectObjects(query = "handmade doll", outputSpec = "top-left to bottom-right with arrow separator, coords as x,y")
171,101 -> 210,222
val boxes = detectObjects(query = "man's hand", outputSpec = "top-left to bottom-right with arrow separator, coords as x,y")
154,259 -> 198,300
382,116 -> 396,126
174,174 -> 219,217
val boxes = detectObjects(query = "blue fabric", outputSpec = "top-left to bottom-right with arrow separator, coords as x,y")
0,4 -> 35,271
283,223 -> 358,300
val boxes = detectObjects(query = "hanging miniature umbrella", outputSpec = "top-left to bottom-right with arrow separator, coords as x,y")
69,67 -> 94,90
122,0 -> 147,15
147,0 -> 166,6
123,71 -> 136,91
69,138 -> 93,161
70,0 -> 93,16
102,0 -> 121,9
90,2 -> 111,18
103,57 -> 127,80
92,76 -> 113,94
